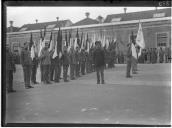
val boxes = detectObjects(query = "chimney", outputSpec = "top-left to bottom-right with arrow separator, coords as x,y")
56,17 -> 59,21
124,7 -> 127,14
97,15 -> 103,23
9,20 -> 13,32
155,7 -> 158,11
35,19 -> 38,23
85,12 -> 90,18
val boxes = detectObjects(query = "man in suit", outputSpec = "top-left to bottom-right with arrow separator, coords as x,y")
6,43 -> 16,92
39,41 -> 51,84
126,42 -> 132,78
20,42 -> 34,89
61,46 -> 70,82
93,41 -> 105,84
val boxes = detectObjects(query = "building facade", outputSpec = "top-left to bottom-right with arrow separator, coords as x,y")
6,8 -> 171,56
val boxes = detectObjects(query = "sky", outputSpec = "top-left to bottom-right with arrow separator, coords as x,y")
7,7 -> 169,27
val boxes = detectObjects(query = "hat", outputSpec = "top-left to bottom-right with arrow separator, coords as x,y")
95,41 -> 101,45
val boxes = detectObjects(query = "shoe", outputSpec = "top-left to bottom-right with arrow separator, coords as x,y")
64,80 -> 69,82
132,72 -> 138,74
54,80 -> 59,83
8,90 -> 16,93
25,86 -> 31,89
46,81 -> 52,84
28,86 -> 34,88
101,81 -> 105,84
97,82 -> 100,84
71,78 -> 75,80
33,81 -> 39,84
126,76 -> 132,78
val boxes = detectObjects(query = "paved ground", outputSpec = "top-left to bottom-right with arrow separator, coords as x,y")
6,63 -> 171,125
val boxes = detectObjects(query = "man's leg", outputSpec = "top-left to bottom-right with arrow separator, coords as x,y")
100,66 -> 104,84
96,67 -> 100,84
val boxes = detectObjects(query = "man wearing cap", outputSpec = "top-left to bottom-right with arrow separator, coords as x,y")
93,41 -> 105,84
80,49 -> 86,75
21,42 -> 34,89
126,42 -> 132,78
61,46 -> 70,82
69,46 -> 76,80
6,43 -> 16,92
40,41 -> 51,84
75,46 -> 80,77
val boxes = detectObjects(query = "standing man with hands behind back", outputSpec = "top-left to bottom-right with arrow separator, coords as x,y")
93,41 -> 105,84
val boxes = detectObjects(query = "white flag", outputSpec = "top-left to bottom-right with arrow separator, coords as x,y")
52,41 -> 58,59
38,39 -> 43,57
31,45 -> 35,60
48,40 -> 54,52
136,22 -> 145,49
131,43 -> 137,59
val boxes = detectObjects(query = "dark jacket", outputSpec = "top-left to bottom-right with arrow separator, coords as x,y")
69,49 -> 76,64
61,51 -> 70,66
6,49 -> 16,71
93,48 -> 105,67
126,45 -> 132,61
20,49 -> 32,66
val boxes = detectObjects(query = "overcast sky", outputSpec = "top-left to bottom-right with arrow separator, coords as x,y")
7,7 -> 169,27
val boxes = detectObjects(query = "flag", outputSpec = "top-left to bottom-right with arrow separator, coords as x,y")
136,22 -> 145,49
65,30 -> 68,47
52,41 -> 58,59
80,31 -> 83,49
76,28 -> 81,48
48,31 -> 53,52
74,38 -> 78,50
29,32 -> 34,51
38,28 -> 46,57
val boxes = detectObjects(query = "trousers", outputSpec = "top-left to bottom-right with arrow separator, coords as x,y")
6,70 -> 14,91
96,66 -> 104,83
22,65 -> 31,87
31,65 -> 38,83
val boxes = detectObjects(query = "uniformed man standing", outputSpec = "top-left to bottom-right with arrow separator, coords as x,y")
40,41 -> 51,84
6,43 -> 16,92
126,43 -> 132,78
159,47 -> 164,63
75,46 -> 80,77
21,42 -> 34,89
93,41 -> 105,84
80,49 -> 86,75
69,46 -> 76,80
61,46 -> 70,82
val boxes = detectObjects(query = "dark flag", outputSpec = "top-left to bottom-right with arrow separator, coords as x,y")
29,32 -> 34,51
131,31 -> 135,45
65,30 -> 68,47
76,28 -> 80,48
48,31 -> 53,48
43,25 -> 46,40
40,29 -> 43,42
57,27 -> 62,54
80,31 -> 83,49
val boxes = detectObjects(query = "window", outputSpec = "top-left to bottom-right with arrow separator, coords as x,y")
46,24 -> 56,29
111,18 -> 122,22
157,32 -> 169,47
153,13 -> 165,18
19,27 -> 27,31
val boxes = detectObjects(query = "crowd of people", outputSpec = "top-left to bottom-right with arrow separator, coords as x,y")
5,40 -> 171,93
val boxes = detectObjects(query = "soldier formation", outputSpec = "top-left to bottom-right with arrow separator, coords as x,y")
6,37 -> 171,93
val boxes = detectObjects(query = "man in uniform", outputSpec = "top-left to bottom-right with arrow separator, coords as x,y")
40,41 -> 51,84
93,41 -> 105,84
75,46 -> 80,77
126,42 -> 132,78
21,42 -> 34,89
80,49 -> 86,75
61,46 -> 70,82
69,46 -> 76,80
6,43 -> 16,92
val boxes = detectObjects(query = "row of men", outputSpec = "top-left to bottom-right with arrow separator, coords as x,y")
6,41 -> 107,92
138,47 -> 171,64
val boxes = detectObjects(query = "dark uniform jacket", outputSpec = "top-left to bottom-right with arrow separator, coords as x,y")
61,51 -> 70,66
6,49 -> 16,71
69,49 -> 76,64
80,50 -> 86,62
126,45 -> 132,61
93,48 -> 105,67
20,49 -> 32,66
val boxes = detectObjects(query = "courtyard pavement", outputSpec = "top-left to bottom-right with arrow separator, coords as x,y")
5,63 -> 171,125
